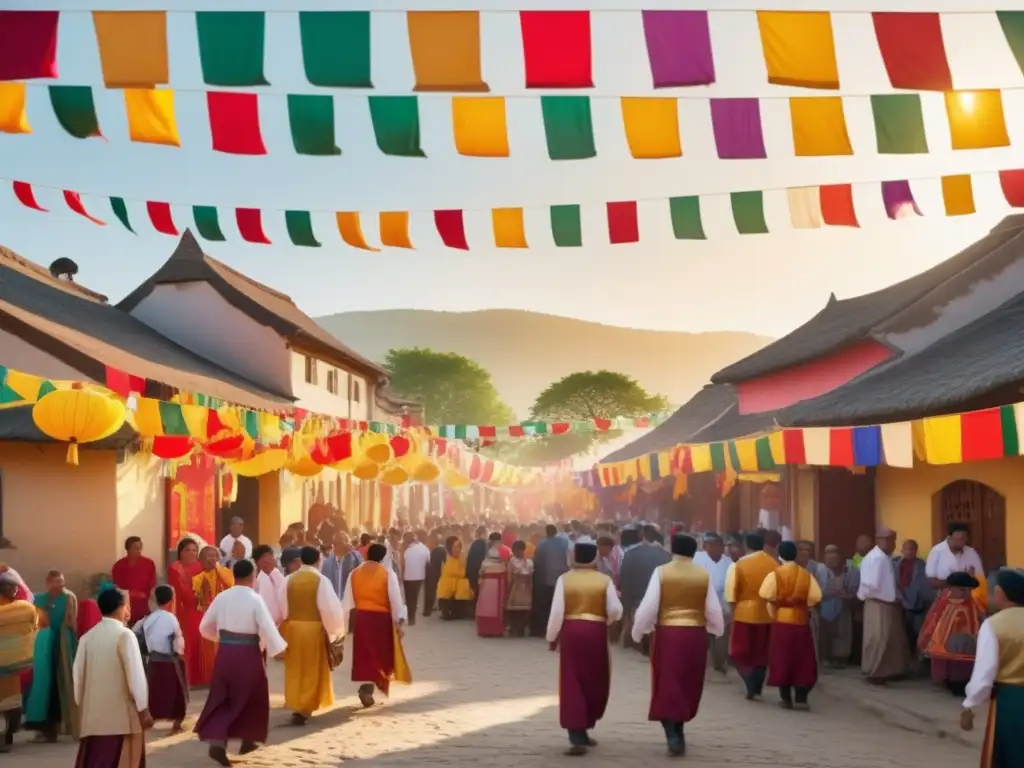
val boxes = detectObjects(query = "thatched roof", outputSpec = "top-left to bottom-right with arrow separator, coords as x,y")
0,245 -> 293,411
118,231 -> 386,381
712,215 -> 1024,384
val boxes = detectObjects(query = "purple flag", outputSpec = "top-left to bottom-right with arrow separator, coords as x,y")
642,10 -> 715,88
881,180 -> 922,219
710,98 -> 766,159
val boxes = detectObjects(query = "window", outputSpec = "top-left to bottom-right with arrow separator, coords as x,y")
352,379 -> 361,403
326,369 -> 340,395
304,356 -> 318,385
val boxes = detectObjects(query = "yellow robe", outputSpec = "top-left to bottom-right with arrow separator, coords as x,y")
436,556 -> 473,601
192,566 -> 233,684
281,569 -> 333,716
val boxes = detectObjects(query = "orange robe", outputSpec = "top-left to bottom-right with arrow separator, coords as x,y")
191,566 -> 234,686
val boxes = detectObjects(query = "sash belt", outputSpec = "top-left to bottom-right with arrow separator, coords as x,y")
218,631 -> 260,646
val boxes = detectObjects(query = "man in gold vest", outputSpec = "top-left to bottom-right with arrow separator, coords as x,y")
759,541 -> 822,710
340,543 -> 411,709
72,588 -> 152,768
962,568 -> 1024,768
724,533 -> 777,700
546,542 -> 622,756
279,546 -> 346,725
632,534 -> 724,756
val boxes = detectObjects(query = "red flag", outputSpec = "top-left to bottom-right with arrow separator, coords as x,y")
12,180 -> 47,211
146,201 -> 178,235
1000,170 -> 1024,208
63,191 -> 106,225
782,429 -> 807,464
819,184 -> 859,227
477,426 -> 496,438
434,209 -> 469,250
103,366 -> 145,398
961,409 -> 1003,463
828,428 -> 855,466
520,11 -> 592,88
508,425 -> 525,437
606,201 -> 639,244
593,418 -> 612,432
872,13 -> 952,91
0,11 -> 59,81
235,208 -> 271,244
207,91 -> 266,155
550,422 -> 570,435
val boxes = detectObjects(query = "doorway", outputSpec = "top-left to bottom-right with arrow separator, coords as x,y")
932,480 -> 1006,572
218,476 -> 260,548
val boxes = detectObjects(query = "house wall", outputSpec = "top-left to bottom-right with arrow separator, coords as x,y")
115,452 -> 167,575
289,352 -> 370,421
0,329 -> 97,382
794,467 -> 816,542
0,442 -> 119,595
877,461 -> 1024,566
127,282 -> 293,396
735,339 -> 895,415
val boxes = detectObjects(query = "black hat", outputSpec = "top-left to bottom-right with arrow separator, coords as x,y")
573,543 -> 598,565
945,571 -> 980,590
996,568 -> 1024,605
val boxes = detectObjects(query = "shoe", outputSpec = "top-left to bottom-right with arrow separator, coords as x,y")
778,700 -> 794,710
290,713 -> 308,726
358,689 -> 375,709
794,702 -> 811,712
239,741 -> 259,755
586,737 -> 598,747
208,745 -> 232,766
668,739 -> 686,756
566,746 -> 588,756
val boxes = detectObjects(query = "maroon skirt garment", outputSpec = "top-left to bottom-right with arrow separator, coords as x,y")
351,609 -> 397,696
766,622 -> 818,689
146,656 -> 188,721
729,621 -> 773,673
649,625 -> 708,722
193,643 -> 270,744
558,619 -> 611,731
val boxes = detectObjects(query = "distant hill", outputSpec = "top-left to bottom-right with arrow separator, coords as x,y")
316,310 -> 772,418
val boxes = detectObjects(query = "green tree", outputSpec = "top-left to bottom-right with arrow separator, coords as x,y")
384,348 -> 515,425
530,370 -> 669,421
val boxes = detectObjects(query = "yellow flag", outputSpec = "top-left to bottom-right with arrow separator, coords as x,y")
379,212 -> 413,249
491,208 -> 527,248
621,97 -> 682,159
758,11 -> 839,89
789,97 -> 851,156
451,97 -> 509,157
336,212 -> 380,251
124,89 -> 180,146
945,90 -> 1009,151
922,415 -> 963,465
0,83 -> 31,134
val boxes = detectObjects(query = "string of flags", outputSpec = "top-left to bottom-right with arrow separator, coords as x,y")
4,83 -> 1022,162
588,402 -> 1024,489
11,165 -> 1024,249
7,9 -> 1024,95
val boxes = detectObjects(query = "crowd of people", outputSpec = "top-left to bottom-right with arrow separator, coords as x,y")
0,511 -> 1020,766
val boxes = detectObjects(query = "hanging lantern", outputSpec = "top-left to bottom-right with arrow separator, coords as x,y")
286,453 -> 323,477
202,433 -> 246,459
401,453 -> 441,483
379,464 -> 410,486
32,386 -> 126,465
151,435 -> 194,461
361,432 -> 393,464
229,448 -> 287,477
390,435 -> 411,458
352,457 -> 380,481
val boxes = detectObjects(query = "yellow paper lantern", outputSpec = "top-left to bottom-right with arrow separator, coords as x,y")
380,464 -> 410,486
360,432 -> 393,464
32,387 -> 126,465
401,453 -> 441,483
285,454 -> 323,477
230,449 -> 287,477
353,457 -> 380,481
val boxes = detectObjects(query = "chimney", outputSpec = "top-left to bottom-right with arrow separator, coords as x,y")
49,257 -> 79,282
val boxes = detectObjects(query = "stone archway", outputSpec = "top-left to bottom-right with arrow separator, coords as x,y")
931,479 -> 1006,571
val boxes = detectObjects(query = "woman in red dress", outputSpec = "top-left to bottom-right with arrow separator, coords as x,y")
167,538 -> 204,686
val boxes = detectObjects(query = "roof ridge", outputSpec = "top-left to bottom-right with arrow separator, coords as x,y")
0,245 -> 108,303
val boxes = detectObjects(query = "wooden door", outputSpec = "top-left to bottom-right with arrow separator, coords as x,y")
816,467 -> 876,559
219,476 -> 260,547
933,480 -> 1006,571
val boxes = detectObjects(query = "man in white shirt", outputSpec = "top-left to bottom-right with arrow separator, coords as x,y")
194,559 -> 286,766
73,588 -> 152,768
252,545 -> 286,625
134,585 -> 187,732
925,523 -> 985,587
219,517 -> 253,562
401,531 -> 431,626
856,527 -> 910,684
693,533 -> 732,674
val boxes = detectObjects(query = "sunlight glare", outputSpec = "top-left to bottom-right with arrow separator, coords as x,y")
958,91 -> 977,113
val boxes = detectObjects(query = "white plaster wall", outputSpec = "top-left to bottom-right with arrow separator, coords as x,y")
116,452 -> 167,576
289,352 -> 371,420
127,283 -> 293,395
0,329 -> 98,381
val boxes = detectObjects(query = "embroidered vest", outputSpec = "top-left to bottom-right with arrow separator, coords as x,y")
657,557 -> 708,627
563,569 -> 610,623
286,569 -> 322,623
990,606 -> 1024,685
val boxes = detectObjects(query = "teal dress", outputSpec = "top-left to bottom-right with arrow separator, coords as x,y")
24,591 -> 78,734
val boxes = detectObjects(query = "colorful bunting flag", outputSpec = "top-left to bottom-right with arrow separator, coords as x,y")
550,204 -> 582,247
871,94 -> 928,155
1000,169 -> 1024,207
451,97 -> 509,158
620,97 -> 682,159
998,12 -> 1024,77
710,98 -> 766,160
607,201 -> 639,244
368,96 -> 425,157
788,97 -> 852,156
0,83 -> 30,134
147,201 -> 178,236
236,208 -> 271,245
0,11 -> 60,81
757,11 -> 839,89
540,96 -> 596,160
299,11 -> 372,88
124,89 -> 179,146
63,191 -> 105,225
819,184 -> 859,227
337,212 -> 379,251
787,187 -> 823,229
110,197 -> 134,233
945,90 -> 1009,151
872,12 -> 952,91
881,180 -> 921,219
435,210 -> 469,250
48,85 -> 101,139
196,11 -> 268,87
491,208 -> 527,248
942,175 -> 976,216
520,11 -> 592,89
379,211 -> 413,249
12,181 -> 47,211
207,92 -> 266,155
287,94 -> 341,156
669,196 -> 705,240
407,11 -> 488,92
731,191 -> 768,235
193,205 -> 225,241
92,11 -> 169,89
641,11 -> 715,88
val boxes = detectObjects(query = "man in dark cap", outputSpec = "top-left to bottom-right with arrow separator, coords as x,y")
545,542 -> 622,756
341,543 -> 411,709
631,534 -> 724,755
918,571 -> 985,696
620,525 -> 671,655
759,541 -> 822,711
725,533 -> 778,699
280,547 -> 303,576
962,568 -> 1024,766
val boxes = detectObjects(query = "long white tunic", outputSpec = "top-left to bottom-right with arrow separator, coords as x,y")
340,563 -> 408,630
545,572 -> 623,643
925,539 -> 985,581
278,565 -> 347,640
856,546 -> 897,603
255,568 -> 286,625
631,566 -> 726,643
74,618 -> 148,735
198,585 -> 287,658
962,619 -> 1000,710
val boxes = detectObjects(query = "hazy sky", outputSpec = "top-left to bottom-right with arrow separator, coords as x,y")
3,0 -> 1021,338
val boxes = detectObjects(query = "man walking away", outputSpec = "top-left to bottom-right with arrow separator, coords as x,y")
402,532 -> 431,626
531,525 -> 569,637
135,585 -> 187,733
